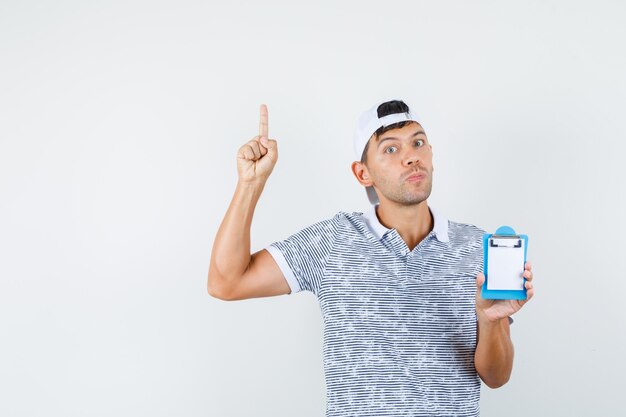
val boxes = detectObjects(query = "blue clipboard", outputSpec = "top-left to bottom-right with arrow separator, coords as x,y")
482,226 -> 528,300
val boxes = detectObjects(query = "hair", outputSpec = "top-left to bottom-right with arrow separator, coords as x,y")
360,100 -> 415,165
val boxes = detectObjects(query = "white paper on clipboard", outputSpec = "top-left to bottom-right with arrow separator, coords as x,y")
486,237 -> 525,290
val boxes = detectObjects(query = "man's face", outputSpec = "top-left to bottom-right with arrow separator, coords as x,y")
358,121 -> 434,206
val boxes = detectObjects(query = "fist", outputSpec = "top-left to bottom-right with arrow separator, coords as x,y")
236,104 -> 278,184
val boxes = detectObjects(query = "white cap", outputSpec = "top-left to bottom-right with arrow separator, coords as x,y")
353,99 -> 421,205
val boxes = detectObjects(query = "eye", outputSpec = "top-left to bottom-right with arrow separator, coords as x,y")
384,146 -> 397,154
415,139 -> 425,147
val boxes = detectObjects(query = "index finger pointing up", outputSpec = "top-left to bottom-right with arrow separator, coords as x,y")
259,104 -> 268,139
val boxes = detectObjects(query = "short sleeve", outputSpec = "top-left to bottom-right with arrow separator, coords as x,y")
265,214 -> 340,295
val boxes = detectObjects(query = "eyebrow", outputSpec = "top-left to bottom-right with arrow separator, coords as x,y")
376,130 -> 426,147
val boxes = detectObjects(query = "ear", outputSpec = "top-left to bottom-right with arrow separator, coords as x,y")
351,161 -> 374,187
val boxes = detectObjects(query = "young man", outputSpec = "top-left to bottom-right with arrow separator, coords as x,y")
208,99 -> 535,416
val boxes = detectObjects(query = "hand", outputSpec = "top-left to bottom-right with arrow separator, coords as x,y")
236,104 -> 279,184
475,261 -> 535,323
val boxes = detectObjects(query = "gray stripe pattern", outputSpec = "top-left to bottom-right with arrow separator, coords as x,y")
267,208 -> 488,416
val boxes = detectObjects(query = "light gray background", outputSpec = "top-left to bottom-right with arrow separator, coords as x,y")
1,0 -> 625,416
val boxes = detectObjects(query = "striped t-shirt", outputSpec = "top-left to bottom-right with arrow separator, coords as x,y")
266,204 -> 490,417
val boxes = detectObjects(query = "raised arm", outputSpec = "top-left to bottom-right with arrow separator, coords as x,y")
207,104 -> 290,301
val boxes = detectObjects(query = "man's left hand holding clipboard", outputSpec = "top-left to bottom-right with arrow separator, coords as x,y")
473,262 -> 535,388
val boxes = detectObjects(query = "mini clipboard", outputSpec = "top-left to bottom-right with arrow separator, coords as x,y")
482,226 -> 528,300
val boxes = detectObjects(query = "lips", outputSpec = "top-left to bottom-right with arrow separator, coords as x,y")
404,171 -> 425,181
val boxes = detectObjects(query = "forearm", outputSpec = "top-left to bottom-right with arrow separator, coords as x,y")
474,315 -> 514,388
208,180 -> 266,288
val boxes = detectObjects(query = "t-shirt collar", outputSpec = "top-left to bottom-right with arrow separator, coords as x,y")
362,203 -> 450,243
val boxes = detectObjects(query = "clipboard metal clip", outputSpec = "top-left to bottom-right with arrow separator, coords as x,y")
489,234 -> 522,248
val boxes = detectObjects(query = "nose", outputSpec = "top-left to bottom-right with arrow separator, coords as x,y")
403,148 -> 420,166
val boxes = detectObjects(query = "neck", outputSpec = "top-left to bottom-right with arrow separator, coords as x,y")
375,200 -> 433,251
